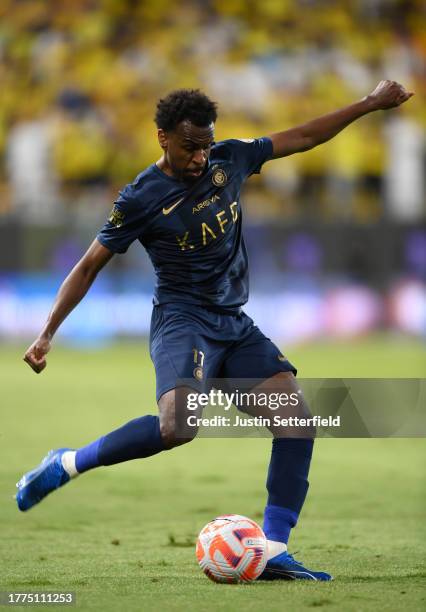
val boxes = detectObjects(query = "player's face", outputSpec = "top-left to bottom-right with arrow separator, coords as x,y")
158,120 -> 215,182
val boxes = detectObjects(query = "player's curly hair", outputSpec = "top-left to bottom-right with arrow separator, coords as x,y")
155,89 -> 218,131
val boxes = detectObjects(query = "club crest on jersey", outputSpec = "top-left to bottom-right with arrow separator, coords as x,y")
108,206 -> 125,228
193,366 -> 204,381
212,168 -> 227,187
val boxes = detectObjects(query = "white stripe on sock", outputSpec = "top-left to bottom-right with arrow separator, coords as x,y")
61,451 -> 78,478
266,540 -> 287,560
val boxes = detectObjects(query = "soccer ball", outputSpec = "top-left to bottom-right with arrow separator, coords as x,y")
196,514 -> 267,583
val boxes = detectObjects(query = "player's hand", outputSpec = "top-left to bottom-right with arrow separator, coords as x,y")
23,335 -> 51,374
367,80 -> 414,110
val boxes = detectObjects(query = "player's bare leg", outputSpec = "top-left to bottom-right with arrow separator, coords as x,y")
158,387 -> 201,448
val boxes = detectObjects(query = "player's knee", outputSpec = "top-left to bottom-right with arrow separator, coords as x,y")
158,388 -> 198,449
160,421 -> 197,449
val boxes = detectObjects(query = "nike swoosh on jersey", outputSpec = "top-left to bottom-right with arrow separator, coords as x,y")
163,197 -> 184,215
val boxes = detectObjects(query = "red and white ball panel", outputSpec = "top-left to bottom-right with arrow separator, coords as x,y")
196,514 -> 267,583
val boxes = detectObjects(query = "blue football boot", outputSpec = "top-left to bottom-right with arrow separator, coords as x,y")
259,551 -> 333,581
16,448 -> 72,511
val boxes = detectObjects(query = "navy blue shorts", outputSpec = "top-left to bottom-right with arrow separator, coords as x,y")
149,303 -> 297,402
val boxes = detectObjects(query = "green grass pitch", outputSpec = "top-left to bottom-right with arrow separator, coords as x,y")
1,335 -> 425,611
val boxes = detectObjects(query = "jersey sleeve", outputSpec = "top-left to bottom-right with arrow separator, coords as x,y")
97,190 -> 146,254
227,137 -> 274,177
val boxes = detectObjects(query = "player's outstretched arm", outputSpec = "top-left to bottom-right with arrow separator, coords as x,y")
269,80 -> 414,159
23,239 -> 114,374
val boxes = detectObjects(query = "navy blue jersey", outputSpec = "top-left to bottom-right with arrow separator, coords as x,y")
97,137 -> 273,309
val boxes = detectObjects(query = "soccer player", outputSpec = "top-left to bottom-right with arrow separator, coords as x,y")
17,81 -> 412,581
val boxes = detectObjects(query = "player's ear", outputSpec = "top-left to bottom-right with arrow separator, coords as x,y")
157,129 -> 168,150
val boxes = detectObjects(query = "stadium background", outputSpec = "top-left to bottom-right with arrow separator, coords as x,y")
0,2 -> 425,611
0,0 -> 424,344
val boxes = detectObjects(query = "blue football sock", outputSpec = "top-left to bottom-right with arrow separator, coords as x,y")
263,505 -> 298,544
263,438 -> 314,543
75,415 -> 164,473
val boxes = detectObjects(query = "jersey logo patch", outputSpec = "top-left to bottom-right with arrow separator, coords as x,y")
193,366 -> 204,381
163,197 -> 184,215
108,206 -> 125,228
212,168 -> 227,187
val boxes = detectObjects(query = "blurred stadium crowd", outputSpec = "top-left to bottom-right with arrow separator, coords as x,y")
0,0 -> 424,343
1,0 -> 425,220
